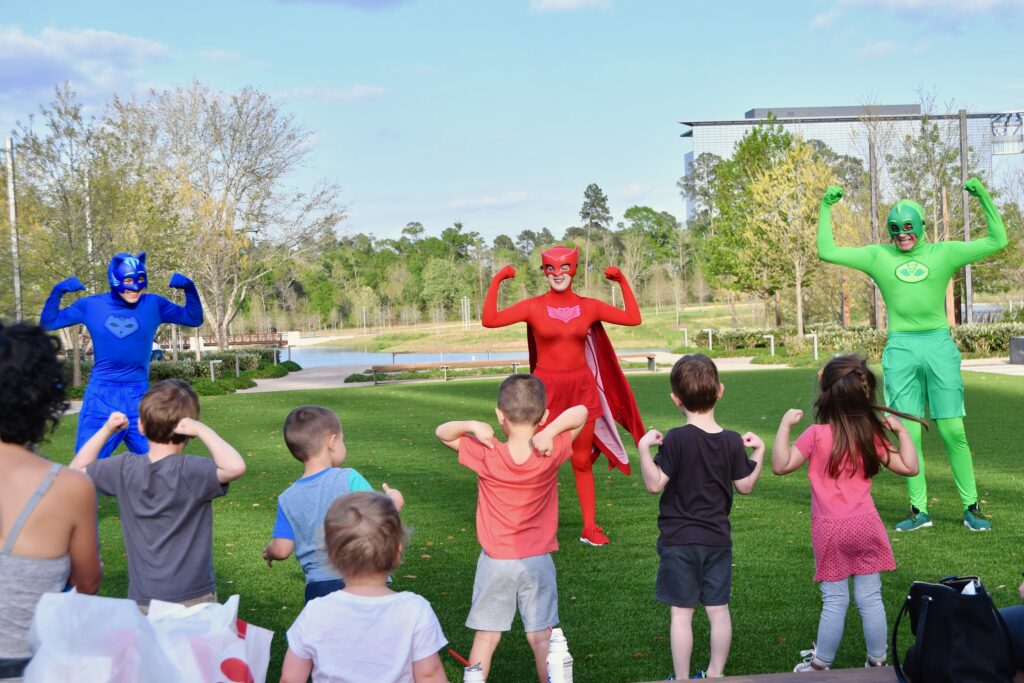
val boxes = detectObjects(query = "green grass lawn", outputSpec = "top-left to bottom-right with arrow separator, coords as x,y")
43,369 -> 1023,682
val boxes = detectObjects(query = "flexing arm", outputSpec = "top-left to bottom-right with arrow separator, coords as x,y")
173,418 -> 247,483
39,278 -> 87,330
158,273 -> 204,327
817,186 -> 877,272
530,405 -> 587,455
481,266 -> 532,328
733,431 -> 765,495
638,429 -> 669,493
70,412 -> 128,471
772,409 -> 807,475
946,178 -> 1009,267
591,266 -> 642,326
881,415 -> 920,477
435,420 -> 495,452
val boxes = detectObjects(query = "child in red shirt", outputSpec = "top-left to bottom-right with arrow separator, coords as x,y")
436,374 -> 586,683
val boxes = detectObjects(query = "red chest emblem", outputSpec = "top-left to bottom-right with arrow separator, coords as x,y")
546,305 -> 581,323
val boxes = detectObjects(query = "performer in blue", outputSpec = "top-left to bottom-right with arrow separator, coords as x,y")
40,252 -> 203,458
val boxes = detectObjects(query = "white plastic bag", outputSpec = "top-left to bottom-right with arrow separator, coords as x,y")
25,591 -> 177,683
26,592 -> 274,683
147,595 -> 273,683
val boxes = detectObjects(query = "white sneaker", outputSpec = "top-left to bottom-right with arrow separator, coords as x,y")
864,654 -> 887,667
793,646 -> 831,673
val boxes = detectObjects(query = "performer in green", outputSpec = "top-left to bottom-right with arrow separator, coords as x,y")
818,178 -> 1007,531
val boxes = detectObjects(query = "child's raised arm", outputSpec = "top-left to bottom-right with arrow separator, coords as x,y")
530,404 -> 587,456
435,420 -> 495,452
173,418 -> 247,483
772,409 -> 807,475
881,415 -> 920,477
638,429 -> 668,493
734,431 -> 765,495
70,412 -> 129,471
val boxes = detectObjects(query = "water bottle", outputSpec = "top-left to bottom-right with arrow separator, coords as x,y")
546,627 -> 573,683
463,663 -> 485,683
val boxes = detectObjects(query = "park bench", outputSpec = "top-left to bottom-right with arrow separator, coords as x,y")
370,359 -> 528,385
637,666 -> 894,682
618,353 -> 658,371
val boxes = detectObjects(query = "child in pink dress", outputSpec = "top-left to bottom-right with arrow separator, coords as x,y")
771,355 -> 923,672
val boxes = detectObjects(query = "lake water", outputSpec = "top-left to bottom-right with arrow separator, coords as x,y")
285,346 -> 669,368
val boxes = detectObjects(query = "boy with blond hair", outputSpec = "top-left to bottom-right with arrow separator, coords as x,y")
263,405 -> 404,603
436,374 -> 587,683
638,354 -> 765,679
71,379 -> 246,609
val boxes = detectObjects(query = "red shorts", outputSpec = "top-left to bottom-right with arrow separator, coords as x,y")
534,363 -> 601,424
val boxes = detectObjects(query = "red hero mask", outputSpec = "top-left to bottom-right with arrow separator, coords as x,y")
541,246 -> 579,278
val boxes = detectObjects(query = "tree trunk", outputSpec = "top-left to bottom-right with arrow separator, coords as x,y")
729,291 -> 737,327
795,275 -> 804,337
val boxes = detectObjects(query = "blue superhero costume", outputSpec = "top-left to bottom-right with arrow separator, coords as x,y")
40,253 -> 203,458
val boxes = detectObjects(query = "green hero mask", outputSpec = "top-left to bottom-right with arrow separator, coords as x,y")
887,200 -> 925,240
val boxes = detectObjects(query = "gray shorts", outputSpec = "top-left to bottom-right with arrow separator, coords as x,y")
655,544 -> 731,608
466,551 -> 559,633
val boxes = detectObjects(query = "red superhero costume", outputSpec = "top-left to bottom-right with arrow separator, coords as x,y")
482,246 -> 644,546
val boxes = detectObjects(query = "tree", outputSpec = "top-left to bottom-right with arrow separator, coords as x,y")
677,152 -> 721,235
749,138 -> 833,335
700,118 -> 793,322
109,82 -> 345,348
579,183 -> 611,293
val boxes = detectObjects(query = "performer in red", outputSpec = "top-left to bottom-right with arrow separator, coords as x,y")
483,246 -> 645,546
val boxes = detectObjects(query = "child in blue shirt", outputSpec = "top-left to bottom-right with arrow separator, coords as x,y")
263,405 -> 404,603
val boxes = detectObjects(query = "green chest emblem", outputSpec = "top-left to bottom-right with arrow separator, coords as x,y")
895,260 -> 929,283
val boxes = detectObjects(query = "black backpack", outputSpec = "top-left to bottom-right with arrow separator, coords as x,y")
891,575 -> 1016,683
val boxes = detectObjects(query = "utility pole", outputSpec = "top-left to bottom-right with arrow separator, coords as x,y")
5,137 -> 23,321
868,133 -> 881,328
959,109 -> 973,323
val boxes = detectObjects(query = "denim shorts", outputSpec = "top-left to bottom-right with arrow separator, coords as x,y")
655,543 -> 732,608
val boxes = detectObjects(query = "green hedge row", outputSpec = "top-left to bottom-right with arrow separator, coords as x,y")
678,323 -> 1024,359
63,347 -> 298,397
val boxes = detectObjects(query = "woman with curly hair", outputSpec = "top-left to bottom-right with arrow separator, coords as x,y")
0,322 -> 103,681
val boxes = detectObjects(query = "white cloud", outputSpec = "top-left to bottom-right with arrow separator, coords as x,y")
855,40 -> 900,59
822,0 -> 1024,28
277,84 -> 387,103
448,191 -> 528,210
530,0 -> 611,12
0,25 -> 168,92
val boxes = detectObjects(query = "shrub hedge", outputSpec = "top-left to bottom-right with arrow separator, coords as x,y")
674,323 -> 1024,360
61,347 -> 298,397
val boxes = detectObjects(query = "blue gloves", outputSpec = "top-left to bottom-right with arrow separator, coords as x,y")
56,277 -> 87,294
168,273 -> 194,289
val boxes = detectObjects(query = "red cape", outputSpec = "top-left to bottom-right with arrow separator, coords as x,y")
528,322 -> 645,474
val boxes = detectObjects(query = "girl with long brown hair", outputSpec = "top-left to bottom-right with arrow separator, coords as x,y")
771,354 -> 924,672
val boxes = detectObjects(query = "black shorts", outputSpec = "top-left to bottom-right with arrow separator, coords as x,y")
655,543 -> 732,608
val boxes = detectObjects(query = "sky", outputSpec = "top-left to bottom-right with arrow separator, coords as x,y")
2,0 -> 1024,242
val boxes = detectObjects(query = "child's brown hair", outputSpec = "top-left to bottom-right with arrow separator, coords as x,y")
324,491 -> 409,577
139,379 -> 200,444
670,354 -> 720,412
815,354 -> 927,478
284,406 -> 342,462
497,374 -> 546,425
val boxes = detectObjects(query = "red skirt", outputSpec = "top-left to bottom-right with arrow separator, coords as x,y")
811,511 -> 895,582
533,363 -> 601,423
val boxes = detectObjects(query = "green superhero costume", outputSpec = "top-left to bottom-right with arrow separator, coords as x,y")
817,178 -> 1007,528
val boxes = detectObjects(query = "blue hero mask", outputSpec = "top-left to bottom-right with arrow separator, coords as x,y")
108,252 -> 148,293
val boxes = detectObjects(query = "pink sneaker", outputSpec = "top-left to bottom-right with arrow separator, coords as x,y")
580,525 -> 610,546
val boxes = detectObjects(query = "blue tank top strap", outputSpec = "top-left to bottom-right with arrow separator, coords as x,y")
1,462 -> 63,554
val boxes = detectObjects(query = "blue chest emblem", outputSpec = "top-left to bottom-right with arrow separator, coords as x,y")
105,315 -> 140,339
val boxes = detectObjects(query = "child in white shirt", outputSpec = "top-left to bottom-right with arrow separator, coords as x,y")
280,491 -> 448,683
